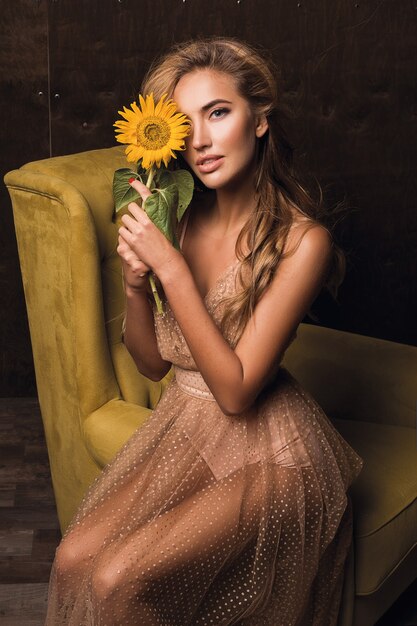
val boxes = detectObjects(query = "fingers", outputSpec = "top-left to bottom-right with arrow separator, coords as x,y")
117,178 -> 153,226
126,201 -> 148,222
117,233 -> 130,254
117,234 -> 150,277
117,179 -> 172,273
127,257 -> 149,277
129,178 -> 152,207
118,210 -> 155,255
120,211 -> 149,232
119,178 -> 154,239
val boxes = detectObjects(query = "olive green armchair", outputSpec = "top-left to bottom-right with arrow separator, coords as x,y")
5,146 -> 417,626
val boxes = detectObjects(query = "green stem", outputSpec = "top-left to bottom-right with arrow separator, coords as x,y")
144,166 -> 164,314
149,274 -> 163,314
145,166 -> 155,190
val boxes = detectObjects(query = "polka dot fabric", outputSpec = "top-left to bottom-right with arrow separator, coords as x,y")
45,262 -> 363,625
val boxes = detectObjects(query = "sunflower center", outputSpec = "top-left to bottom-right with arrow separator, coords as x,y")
136,117 -> 171,150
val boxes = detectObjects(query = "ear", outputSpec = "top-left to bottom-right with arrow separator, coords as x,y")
255,114 -> 268,138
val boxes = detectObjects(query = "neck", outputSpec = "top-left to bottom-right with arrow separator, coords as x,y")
207,179 -> 257,235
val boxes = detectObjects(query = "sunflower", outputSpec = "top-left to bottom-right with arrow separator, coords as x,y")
114,93 -> 190,170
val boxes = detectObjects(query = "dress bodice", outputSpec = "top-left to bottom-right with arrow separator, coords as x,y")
153,260 -> 242,370
153,258 -> 297,371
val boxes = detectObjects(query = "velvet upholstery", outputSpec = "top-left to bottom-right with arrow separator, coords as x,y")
5,146 -> 417,626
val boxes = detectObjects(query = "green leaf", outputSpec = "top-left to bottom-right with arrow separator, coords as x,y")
155,169 -> 194,221
144,184 -> 179,245
113,168 -> 141,213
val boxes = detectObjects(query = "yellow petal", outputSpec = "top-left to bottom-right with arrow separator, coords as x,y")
114,91 -> 191,168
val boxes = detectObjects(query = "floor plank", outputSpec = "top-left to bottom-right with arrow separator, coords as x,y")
0,582 -> 48,625
0,529 -> 33,556
0,398 -> 61,623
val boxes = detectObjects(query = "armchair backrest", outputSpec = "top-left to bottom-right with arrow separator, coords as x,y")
5,146 -> 166,424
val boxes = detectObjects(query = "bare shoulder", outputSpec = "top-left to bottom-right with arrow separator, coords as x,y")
277,192 -> 332,253
262,218 -> 334,309
285,216 -> 332,259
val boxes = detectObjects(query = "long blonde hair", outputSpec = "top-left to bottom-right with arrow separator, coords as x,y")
141,37 -> 346,341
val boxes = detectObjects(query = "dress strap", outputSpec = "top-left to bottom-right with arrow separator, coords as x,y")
179,210 -> 191,251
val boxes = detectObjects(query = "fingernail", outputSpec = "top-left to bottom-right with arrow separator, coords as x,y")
128,177 -> 135,184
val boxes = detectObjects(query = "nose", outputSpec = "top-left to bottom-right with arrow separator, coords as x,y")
190,120 -> 211,150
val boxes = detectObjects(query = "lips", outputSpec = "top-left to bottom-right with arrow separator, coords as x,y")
195,155 -> 224,173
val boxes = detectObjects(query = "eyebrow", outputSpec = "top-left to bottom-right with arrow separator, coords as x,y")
201,99 -> 232,112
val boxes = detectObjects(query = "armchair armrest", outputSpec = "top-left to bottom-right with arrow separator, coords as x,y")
83,398 -> 154,468
283,323 -> 417,429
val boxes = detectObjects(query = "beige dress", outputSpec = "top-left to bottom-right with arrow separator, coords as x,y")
45,232 -> 364,625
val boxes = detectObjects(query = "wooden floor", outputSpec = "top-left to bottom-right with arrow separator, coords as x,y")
0,397 -> 416,625
0,398 -> 61,625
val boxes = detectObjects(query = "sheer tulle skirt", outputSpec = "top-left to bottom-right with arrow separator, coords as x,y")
45,368 -> 363,625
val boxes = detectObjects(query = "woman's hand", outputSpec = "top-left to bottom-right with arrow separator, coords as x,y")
117,234 -> 151,293
118,179 -> 180,279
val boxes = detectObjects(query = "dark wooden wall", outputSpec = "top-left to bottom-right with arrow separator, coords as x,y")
0,2 -> 49,396
1,0 -> 416,396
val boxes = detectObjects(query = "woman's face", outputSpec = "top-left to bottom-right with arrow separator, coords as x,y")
172,69 -> 268,192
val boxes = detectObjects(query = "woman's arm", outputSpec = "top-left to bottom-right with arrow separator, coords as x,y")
117,234 -> 171,381
159,225 -> 332,414
119,183 -> 332,415
123,285 -> 172,381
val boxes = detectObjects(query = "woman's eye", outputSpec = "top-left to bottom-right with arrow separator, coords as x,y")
210,108 -> 229,119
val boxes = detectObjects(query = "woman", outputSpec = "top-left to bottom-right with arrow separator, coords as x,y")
45,37 -> 363,625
